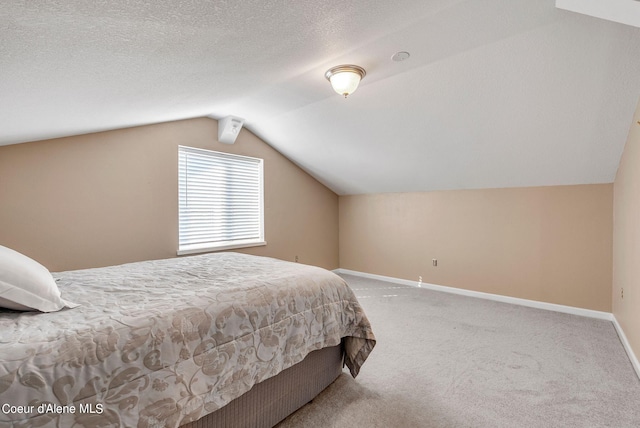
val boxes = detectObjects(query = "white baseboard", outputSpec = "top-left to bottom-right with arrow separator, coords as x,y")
612,316 -> 640,380
334,268 -> 640,380
334,268 -> 613,320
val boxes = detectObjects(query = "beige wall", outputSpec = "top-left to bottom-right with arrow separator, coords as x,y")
613,98 -> 640,360
0,118 -> 339,271
0,116 -> 621,316
340,184 -> 613,312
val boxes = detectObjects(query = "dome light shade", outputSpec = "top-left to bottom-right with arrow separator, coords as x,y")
325,65 -> 366,98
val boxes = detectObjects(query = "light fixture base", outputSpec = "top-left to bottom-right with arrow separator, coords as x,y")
324,65 -> 366,81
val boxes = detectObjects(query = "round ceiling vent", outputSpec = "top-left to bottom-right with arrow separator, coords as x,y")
391,51 -> 410,62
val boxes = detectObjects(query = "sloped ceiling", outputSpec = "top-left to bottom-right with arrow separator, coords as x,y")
1,0 -> 640,195
556,0 -> 640,28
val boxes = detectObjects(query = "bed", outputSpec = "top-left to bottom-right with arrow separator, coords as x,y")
0,251 -> 376,427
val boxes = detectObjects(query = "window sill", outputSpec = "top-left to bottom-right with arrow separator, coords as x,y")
177,240 -> 267,256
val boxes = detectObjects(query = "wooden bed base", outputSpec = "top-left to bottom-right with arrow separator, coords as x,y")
181,344 -> 343,428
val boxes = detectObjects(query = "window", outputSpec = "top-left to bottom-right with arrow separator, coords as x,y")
178,146 -> 265,255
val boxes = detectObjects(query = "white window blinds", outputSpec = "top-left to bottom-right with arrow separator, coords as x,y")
178,146 -> 264,255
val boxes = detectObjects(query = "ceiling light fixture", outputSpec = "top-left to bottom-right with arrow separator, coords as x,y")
325,65 -> 366,98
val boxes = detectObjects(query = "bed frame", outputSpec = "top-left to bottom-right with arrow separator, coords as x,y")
181,344 -> 343,428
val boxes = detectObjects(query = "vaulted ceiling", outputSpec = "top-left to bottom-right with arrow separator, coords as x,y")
2,0 -> 640,194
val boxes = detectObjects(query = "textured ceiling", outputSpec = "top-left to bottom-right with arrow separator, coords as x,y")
2,0 -> 640,195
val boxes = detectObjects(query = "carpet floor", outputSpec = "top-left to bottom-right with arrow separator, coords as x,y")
276,274 -> 640,427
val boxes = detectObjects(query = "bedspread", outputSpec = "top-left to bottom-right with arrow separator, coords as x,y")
0,252 -> 375,427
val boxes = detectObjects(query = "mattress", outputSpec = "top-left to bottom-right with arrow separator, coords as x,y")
0,252 -> 375,427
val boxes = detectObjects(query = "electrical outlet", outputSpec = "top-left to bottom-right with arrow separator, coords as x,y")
432,259 -> 438,267
295,255 -> 299,262
621,288 -> 624,299
418,276 -> 422,287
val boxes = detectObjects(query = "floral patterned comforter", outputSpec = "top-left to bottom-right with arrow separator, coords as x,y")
0,252 -> 375,428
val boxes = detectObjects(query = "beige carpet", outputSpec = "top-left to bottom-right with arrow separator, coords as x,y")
277,274 -> 640,428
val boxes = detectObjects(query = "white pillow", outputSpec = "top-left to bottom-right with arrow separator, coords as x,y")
0,245 -> 78,312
